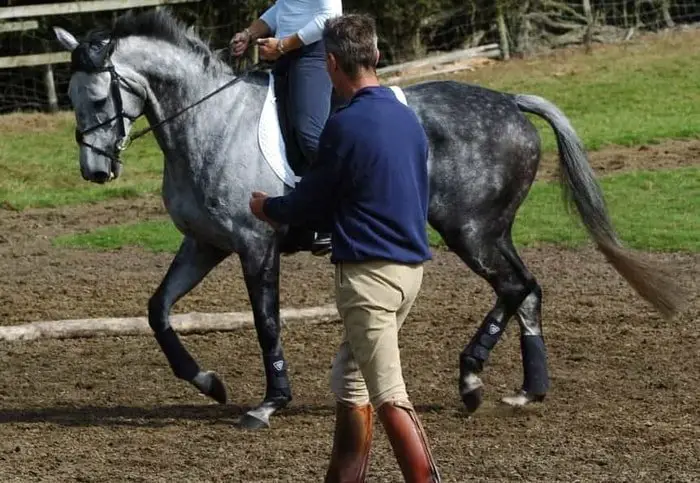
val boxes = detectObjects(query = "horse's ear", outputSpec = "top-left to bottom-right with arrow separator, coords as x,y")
53,26 -> 79,52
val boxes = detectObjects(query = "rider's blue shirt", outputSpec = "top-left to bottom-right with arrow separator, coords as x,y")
263,85 -> 432,264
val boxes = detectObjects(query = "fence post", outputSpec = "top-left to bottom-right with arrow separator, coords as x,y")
582,0 -> 594,53
513,0 -> 531,55
635,0 -> 643,27
41,33 -> 59,113
43,63 -> 59,113
496,3 -> 510,60
659,0 -> 675,28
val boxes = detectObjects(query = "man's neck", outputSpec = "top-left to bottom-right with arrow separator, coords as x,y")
342,72 -> 380,100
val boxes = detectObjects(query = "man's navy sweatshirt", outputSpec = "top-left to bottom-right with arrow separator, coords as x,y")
263,85 -> 432,265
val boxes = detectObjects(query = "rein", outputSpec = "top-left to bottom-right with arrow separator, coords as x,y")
126,62 -> 264,148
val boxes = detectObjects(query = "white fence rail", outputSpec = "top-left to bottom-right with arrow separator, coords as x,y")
0,0 -> 201,20
0,20 -> 39,33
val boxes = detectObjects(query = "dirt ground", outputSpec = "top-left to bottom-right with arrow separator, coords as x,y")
0,140 -> 699,482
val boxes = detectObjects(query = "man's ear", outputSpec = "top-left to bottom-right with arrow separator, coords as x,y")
374,48 -> 380,67
327,52 -> 338,72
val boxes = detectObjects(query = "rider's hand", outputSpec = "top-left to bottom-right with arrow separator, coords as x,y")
257,38 -> 282,61
230,30 -> 251,57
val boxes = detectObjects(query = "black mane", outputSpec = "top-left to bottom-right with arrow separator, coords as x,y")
113,9 -> 208,50
82,8 -> 218,64
73,8 -> 256,77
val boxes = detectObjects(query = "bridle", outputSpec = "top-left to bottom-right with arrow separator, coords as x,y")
74,65 -> 140,164
73,43 -> 262,167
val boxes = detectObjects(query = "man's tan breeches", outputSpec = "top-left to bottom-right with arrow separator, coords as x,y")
331,260 -> 423,408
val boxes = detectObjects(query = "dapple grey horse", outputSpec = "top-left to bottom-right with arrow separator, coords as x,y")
53,9 -> 683,430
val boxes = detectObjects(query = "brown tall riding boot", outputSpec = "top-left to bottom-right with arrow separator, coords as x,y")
377,401 -> 441,483
324,402 -> 374,483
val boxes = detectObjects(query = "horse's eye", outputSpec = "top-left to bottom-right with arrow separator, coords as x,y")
92,99 -> 107,109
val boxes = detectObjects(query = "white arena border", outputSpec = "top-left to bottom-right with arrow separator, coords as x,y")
0,305 -> 340,342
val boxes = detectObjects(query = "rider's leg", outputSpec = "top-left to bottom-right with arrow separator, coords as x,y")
285,40 -> 334,255
273,55 -> 299,170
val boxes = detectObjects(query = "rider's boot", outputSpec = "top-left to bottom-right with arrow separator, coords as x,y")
311,231 -> 332,256
376,400 -> 441,482
324,402 -> 373,483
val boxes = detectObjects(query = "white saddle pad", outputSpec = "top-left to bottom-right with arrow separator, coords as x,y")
258,71 -> 408,188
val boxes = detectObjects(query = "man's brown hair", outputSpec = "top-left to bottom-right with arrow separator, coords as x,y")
323,13 -> 379,79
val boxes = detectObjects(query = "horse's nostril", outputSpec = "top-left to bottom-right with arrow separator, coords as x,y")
92,171 -> 110,184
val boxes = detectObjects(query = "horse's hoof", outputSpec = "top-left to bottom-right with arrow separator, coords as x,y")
236,396 -> 290,430
459,371 -> 484,414
461,386 -> 483,414
237,412 -> 271,430
192,371 -> 228,404
501,390 -> 545,408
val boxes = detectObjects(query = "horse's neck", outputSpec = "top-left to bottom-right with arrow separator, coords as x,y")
116,39 -> 242,168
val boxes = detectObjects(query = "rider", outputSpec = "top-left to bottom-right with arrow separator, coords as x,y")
230,0 -> 342,256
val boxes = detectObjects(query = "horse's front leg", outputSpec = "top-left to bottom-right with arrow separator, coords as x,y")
237,235 -> 291,430
149,235 -> 230,403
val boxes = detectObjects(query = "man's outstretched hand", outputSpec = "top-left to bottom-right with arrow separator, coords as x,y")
249,191 -> 280,230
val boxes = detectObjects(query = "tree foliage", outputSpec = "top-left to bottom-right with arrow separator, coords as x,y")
1,1 -> 699,111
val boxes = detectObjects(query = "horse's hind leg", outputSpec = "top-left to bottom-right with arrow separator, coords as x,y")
237,240 -> 291,430
149,236 -> 229,404
501,285 -> 549,406
440,226 -> 542,413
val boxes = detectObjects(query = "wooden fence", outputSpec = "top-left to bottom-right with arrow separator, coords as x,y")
0,0 -> 203,112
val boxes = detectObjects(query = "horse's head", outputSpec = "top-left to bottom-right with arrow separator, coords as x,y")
54,27 -> 147,183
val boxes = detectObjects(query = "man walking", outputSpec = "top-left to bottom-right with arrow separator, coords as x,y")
249,13 -> 440,482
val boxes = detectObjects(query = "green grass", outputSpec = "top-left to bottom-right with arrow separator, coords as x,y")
55,167 -> 700,254
0,116 -> 162,210
2,30 -> 700,210
424,30 -> 700,152
510,167 -> 700,251
54,218 -> 180,253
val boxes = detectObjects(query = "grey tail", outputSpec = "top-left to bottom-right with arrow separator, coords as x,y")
513,94 -> 687,319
